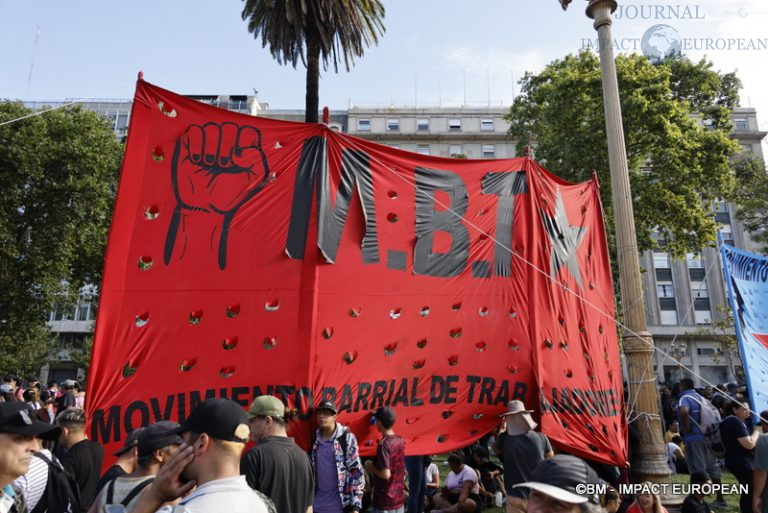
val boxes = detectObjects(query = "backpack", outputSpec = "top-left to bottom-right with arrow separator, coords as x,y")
30,452 -> 81,513
685,393 -> 723,447
104,477 -> 155,510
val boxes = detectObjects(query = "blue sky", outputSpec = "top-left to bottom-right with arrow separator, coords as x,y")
1,1 -> 767,137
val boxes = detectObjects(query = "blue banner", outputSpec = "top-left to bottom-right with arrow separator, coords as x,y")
721,242 -> 768,413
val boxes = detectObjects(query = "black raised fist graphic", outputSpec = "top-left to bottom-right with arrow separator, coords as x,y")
164,122 -> 269,270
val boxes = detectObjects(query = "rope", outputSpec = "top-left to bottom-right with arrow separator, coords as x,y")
0,101 -> 80,127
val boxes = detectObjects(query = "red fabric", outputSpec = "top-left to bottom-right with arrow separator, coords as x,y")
86,79 -> 627,466
755,333 -> 768,350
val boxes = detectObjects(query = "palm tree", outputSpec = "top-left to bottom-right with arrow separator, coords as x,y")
242,0 -> 385,123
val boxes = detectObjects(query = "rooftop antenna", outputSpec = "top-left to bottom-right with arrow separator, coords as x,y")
26,25 -> 40,96
438,70 -> 442,107
463,70 -> 467,107
486,70 -> 491,107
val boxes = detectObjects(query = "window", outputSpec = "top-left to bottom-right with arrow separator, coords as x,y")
116,113 -> 129,131
480,119 -> 494,131
734,118 -> 748,130
657,282 -> 675,298
653,252 -> 670,268
417,144 -> 430,155
448,119 -> 462,131
449,144 -> 462,156
741,143 -> 753,154
714,201 -> 729,213
357,119 -> 371,131
697,346 -> 722,356
482,145 -> 496,158
660,310 -> 678,325
691,281 -> 709,299
686,253 -> 703,268
76,302 -> 92,322
417,119 -> 429,132
386,119 -> 400,132
694,310 -> 711,325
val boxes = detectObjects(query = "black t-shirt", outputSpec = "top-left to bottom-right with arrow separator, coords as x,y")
495,431 -> 552,498
476,461 -> 503,493
241,436 -> 315,513
60,438 -> 104,512
56,391 -> 75,412
682,495 -> 711,513
96,464 -> 127,496
719,415 -> 754,471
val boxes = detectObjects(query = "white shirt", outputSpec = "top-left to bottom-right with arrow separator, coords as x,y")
156,476 -> 270,513
14,450 -> 52,511
425,463 -> 439,486
444,465 -> 480,495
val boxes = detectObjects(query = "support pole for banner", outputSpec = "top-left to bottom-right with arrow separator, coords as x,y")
562,0 -> 672,485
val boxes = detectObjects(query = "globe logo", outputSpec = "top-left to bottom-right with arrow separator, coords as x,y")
641,24 -> 682,64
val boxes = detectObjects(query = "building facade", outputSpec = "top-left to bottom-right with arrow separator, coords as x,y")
27,96 -> 766,388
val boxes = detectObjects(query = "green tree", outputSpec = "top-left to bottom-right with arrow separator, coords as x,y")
0,103 -> 123,376
507,52 -> 741,258
730,153 -> 768,253
241,0 -> 385,123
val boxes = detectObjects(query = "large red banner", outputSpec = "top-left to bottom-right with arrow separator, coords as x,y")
87,79 -> 627,466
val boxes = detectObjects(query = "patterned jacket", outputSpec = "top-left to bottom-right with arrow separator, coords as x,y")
310,423 -> 365,511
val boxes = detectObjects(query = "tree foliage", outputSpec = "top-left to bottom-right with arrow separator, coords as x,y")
0,103 -> 123,375
241,0 -> 385,122
506,52 -> 741,258
731,153 -> 768,253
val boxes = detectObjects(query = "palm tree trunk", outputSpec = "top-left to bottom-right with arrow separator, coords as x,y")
305,28 -> 321,123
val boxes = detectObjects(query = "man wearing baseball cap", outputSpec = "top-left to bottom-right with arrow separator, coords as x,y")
365,407 -> 406,513
88,421 -> 182,512
514,455 -> 603,513
96,427 -> 145,495
494,400 -> 553,513
311,400 -> 365,513
241,395 -> 314,513
129,398 -> 273,513
0,402 -> 61,513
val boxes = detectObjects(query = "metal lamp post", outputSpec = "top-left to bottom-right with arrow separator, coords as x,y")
559,0 -> 671,483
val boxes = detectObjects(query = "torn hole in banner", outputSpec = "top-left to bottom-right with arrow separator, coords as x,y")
507,365 -> 519,374
544,339 -> 554,349
349,308 -> 361,318
152,146 -> 165,162
135,313 -> 149,327
442,410 -> 454,419
122,362 -> 137,378
419,306 -> 430,317
137,256 -> 153,271
265,300 -> 280,312
180,359 -> 197,372
479,306 -> 489,317
405,417 -> 418,425
387,213 -> 398,223
452,301 -> 462,312
222,337 -> 238,350
413,359 -> 425,369
475,341 -> 487,352
508,340 -> 519,351
343,351 -> 357,364
508,309 -> 518,319
188,310 -> 203,325
389,307 -> 402,319
144,206 -> 160,220
436,434 -> 447,443
384,343 -> 398,356
473,413 -> 484,420
322,327 -> 334,339
263,337 -> 277,350
157,101 -> 177,117
388,190 -> 398,199
559,341 -> 569,350
450,327 -> 462,339
219,366 -> 236,378
448,355 -> 459,366
226,304 -> 240,318
416,339 -> 427,349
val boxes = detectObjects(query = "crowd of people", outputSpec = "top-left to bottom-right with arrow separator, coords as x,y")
1,372 -> 767,513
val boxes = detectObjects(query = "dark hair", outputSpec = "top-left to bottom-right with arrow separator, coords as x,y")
447,453 -> 464,466
601,486 -> 620,507
671,435 -> 682,445
724,395 -> 749,417
760,411 -> 768,424
681,378 -> 694,390
269,408 -> 298,427
690,471 -> 710,485
473,445 -> 489,460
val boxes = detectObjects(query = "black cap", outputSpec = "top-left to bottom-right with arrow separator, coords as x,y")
0,402 -> 61,441
138,421 -> 183,456
114,427 -> 145,456
374,406 -> 396,425
317,400 -> 338,414
171,398 -> 250,443
514,455 -> 601,504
